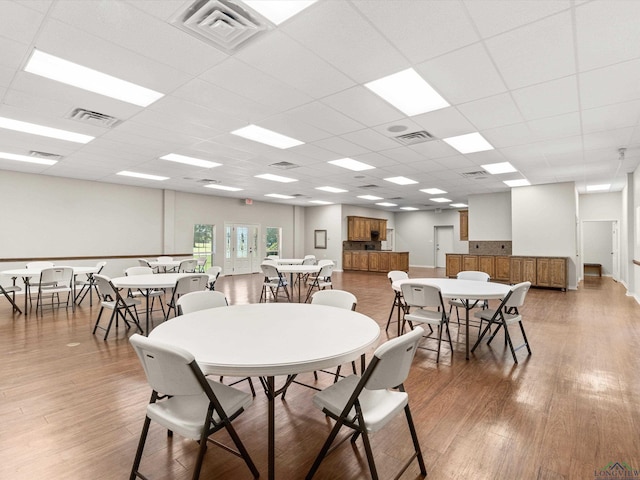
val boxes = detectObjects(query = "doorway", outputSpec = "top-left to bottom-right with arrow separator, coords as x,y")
434,225 -> 454,268
581,220 -> 618,280
224,223 -> 261,275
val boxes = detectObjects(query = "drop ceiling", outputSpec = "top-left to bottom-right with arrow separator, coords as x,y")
0,0 -> 639,210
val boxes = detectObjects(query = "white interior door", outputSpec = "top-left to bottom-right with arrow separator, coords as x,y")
434,226 -> 454,268
582,220 -> 617,279
224,223 -> 260,275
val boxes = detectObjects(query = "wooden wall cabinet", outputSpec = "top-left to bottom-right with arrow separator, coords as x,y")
347,216 -> 388,241
459,210 -> 468,241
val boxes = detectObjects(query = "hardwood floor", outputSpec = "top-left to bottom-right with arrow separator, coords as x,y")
1,268 -> 639,479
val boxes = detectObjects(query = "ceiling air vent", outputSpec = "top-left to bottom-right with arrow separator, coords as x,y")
170,0 -> 270,54
394,130 -> 437,146
197,179 -> 221,184
460,170 -> 489,179
359,184 -> 380,189
30,151 -> 63,161
67,108 -> 121,128
269,161 -> 299,170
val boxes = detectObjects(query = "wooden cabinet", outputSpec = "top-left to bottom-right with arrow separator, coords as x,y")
463,255 -> 478,271
446,254 -> 462,278
343,251 -> 408,272
347,216 -> 388,241
459,210 -> 468,241
510,257 -> 537,284
494,256 -> 511,282
536,257 -> 567,290
478,255 -> 495,279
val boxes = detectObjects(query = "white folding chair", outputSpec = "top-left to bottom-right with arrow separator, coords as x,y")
178,258 -> 198,273
304,262 -> 334,302
92,274 -> 143,340
74,261 -> 107,306
35,267 -> 74,315
448,271 -> 490,324
471,281 -> 532,363
165,274 -> 209,320
1,284 -> 22,314
386,270 -> 409,336
129,334 -> 259,480
306,327 -> 427,480
259,263 -> 290,303
205,266 -> 222,290
125,266 -> 166,318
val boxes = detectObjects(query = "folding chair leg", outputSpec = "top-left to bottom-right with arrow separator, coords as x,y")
519,321 -> 532,355
129,416 -> 152,480
306,416 -> 347,479
404,404 -> 427,476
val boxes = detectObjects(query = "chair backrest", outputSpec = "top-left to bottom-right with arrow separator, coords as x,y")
262,259 -> 277,267
387,270 -> 408,283
130,334 -> 204,396
94,274 -> 118,300
174,274 -> 209,295
26,261 -> 54,269
504,281 -> 531,309
317,263 -> 334,279
261,263 -> 280,280
457,270 -> 490,282
178,259 -> 198,273
39,267 -> 73,286
126,266 -> 153,276
317,259 -> 333,268
137,258 -> 152,268
401,282 -> 444,309
311,289 -> 356,310
364,327 -> 424,391
177,291 -> 228,315
95,261 -> 107,273
157,256 -> 173,262
302,256 -> 316,265
206,266 -> 222,280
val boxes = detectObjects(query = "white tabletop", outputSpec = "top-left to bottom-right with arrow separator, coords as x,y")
1,266 -> 100,278
149,303 -> 381,377
392,278 -> 510,299
148,260 -> 181,268
276,264 -> 321,275
111,273 -> 189,289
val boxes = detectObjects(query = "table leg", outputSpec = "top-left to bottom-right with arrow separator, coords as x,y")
145,289 -> 151,335
267,376 -> 275,480
464,301 -> 470,360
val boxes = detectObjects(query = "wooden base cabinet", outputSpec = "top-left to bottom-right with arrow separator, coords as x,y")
446,254 -> 462,278
536,257 -> 567,290
494,256 -> 511,282
343,251 -> 408,273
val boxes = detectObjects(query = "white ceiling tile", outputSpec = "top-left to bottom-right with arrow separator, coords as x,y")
417,43 -> 507,105
482,123 -> 535,149
579,59 -> 640,109
581,100 -> 640,135
0,35 -> 31,71
0,1 -> 45,44
321,86 -> 405,127
512,76 -> 579,121
485,11 -> 575,89
463,0 -> 571,38
457,93 -> 524,130
311,136 -> 371,157
575,0 -> 640,72
340,129 -> 400,152
353,0 -> 479,64
413,107 -> 477,139
528,112 -> 582,141
582,128 -> 635,152
280,1 -> 407,83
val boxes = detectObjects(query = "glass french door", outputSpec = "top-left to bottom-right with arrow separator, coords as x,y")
224,223 -> 260,275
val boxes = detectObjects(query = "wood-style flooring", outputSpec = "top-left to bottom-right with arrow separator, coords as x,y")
1,268 -> 639,479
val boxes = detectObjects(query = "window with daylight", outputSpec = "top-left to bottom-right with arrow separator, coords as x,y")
266,227 -> 281,257
193,224 -> 215,270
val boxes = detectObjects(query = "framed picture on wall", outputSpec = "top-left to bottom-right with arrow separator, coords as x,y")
314,230 -> 327,249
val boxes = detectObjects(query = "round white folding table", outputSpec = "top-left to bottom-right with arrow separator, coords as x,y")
275,264 -> 321,302
148,260 -> 181,272
111,273 -> 189,334
1,265 -> 100,314
392,278 -> 511,360
273,258 -> 304,265
149,303 -> 381,480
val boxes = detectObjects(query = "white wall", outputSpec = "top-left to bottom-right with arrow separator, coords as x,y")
394,209 -> 466,267
304,204 -> 343,268
579,192 -> 622,278
468,192 -> 511,240
512,182 -> 578,288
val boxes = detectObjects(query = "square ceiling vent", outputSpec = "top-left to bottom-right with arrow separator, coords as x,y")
171,0 -> 271,54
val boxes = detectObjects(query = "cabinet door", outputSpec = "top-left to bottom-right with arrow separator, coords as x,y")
463,255 -> 478,271
378,219 -> 387,240
378,252 -> 390,272
343,251 -> 353,270
495,256 -> 510,281
391,253 -> 408,272
523,258 -> 537,284
354,252 -> 369,271
347,217 -> 356,241
536,258 -> 550,286
510,257 -> 523,283
459,210 -> 468,241
368,252 -> 380,272
549,258 -> 567,289
446,254 -> 462,278
478,256 -> 495,278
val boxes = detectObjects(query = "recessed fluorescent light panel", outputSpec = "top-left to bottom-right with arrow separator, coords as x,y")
430,197 -> 452,203
160,153 -> 221,168
504,179 -> 530,187
0,116 -> 94,144
231,124 -> 304,149
117,171 -> 168,181
420,188 -> 447,195
443,132 -> 494,154
0,151 -> 58,166
400,207 -> 419,211
586,184 -> 611,192
450,203 -> 468,208
255,173 -> 298,183
204,184 -> 243,192
482,162 -> 517,174
265,193 -> 295,199
365,68 -> 449,116
24,49 -> 163,107
243,0 -> 317,25
328,158 -> 375,171
358,195 -> 383,201
384,176 -> 418,185
315,186 -> 347,193
376,202 -> 397,207
309,200 -> 333,205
